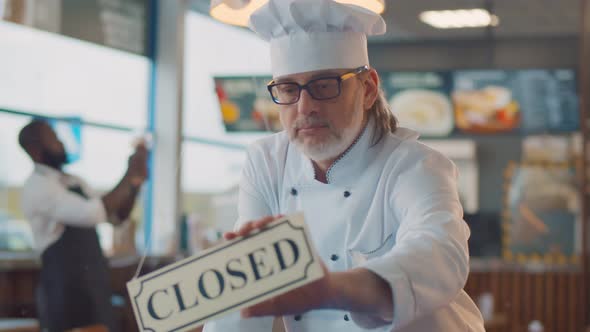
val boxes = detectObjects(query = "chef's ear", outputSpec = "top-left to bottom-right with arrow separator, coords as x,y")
362,69 -> 379,111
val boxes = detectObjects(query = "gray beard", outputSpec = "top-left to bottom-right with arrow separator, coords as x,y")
293,121 -> 362,163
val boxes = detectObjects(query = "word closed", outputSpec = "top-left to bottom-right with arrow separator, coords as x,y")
127,213 -> 323,332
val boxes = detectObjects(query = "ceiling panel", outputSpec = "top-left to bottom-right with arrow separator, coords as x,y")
190,0 -> 581,43
491,0 -> 579,38
371,0 -> 580,42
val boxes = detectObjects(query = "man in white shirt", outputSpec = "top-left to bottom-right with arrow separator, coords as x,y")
18,119 -> 147,332
204,0 -> 484,331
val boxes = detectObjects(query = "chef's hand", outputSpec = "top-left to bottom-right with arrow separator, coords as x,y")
223,215 -> 282,240
223,215 -> 393,325
223,215 -> 334,318
240,261 -> 332,318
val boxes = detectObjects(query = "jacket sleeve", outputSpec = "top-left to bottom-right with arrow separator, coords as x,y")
358,148 -> 471,330
235,146 -> 274,228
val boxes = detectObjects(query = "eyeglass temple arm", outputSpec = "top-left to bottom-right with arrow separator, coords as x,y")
341,65 -> 370,81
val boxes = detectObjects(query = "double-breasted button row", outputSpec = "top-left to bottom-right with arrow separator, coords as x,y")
289,187 -> 351,198
293,314 -> 350,322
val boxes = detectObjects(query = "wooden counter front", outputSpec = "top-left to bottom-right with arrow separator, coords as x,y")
1,254 -> 588,332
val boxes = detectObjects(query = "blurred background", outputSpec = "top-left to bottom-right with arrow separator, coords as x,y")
0,0 -> 589,331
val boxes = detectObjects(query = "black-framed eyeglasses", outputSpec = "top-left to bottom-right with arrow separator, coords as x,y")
267,65 -> 369,105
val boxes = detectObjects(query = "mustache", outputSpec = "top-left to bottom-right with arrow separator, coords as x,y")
292,117 -> 330,130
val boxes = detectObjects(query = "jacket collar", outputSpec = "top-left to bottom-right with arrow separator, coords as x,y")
289,116 -> 382,186
34,163 -> 63,180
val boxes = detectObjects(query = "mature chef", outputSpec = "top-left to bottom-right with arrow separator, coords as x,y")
204,0 -> 484,331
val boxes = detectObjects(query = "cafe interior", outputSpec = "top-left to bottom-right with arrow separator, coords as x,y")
1,0 -> 590,331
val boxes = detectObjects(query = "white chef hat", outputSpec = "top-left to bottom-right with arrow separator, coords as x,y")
248,0 -> 386,78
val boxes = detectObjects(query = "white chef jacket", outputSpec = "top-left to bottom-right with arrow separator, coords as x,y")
204,120 -> 484,332
21,164 -> 108,253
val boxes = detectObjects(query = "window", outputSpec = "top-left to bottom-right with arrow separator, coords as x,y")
0,20 -> 149,254
180,12 -> 271,253
0,20 -> 149,128
0,112 -> 34,251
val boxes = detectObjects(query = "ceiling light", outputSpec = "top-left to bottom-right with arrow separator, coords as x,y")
335,0 -> 385,14
419,9 -> 499,29
210,0 -> 385,27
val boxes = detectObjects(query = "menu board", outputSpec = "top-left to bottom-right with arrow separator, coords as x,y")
517,70 -> 579,133
452,70 -> 521,134
214,76 -> 280,132
2,0 -> 148,55
214,69 -> 578,135
453,69 -> 578,134
62,0 -> 148,55
382,72 -> 454,137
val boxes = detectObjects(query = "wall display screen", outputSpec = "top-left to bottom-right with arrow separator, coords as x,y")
215,69 -> 578,136
214,76 -> 280,133
382,71 -> 454,137
453,69 -> 578,135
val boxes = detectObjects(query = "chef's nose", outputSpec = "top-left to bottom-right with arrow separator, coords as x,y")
297,89 -> 319,116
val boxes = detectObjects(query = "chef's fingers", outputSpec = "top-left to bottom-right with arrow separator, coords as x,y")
223,215 -> 284,240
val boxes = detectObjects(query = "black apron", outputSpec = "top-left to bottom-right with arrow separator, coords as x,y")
37,184 -> 115,332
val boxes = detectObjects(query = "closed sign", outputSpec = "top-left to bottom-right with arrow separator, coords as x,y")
127,213 -> 323,332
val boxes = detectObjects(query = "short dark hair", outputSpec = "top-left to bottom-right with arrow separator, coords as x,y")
18,118 -> 50,152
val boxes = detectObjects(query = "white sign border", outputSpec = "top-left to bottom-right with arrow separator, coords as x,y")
129,216 -> 320,332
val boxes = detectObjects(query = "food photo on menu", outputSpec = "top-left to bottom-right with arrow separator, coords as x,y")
215,76 -> 282,133
384,71 -> 454,137
452,85 -> 520,133
452,70 -> 521,134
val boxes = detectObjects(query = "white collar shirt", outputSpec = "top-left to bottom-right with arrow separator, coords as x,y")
21,164 -> 107,254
